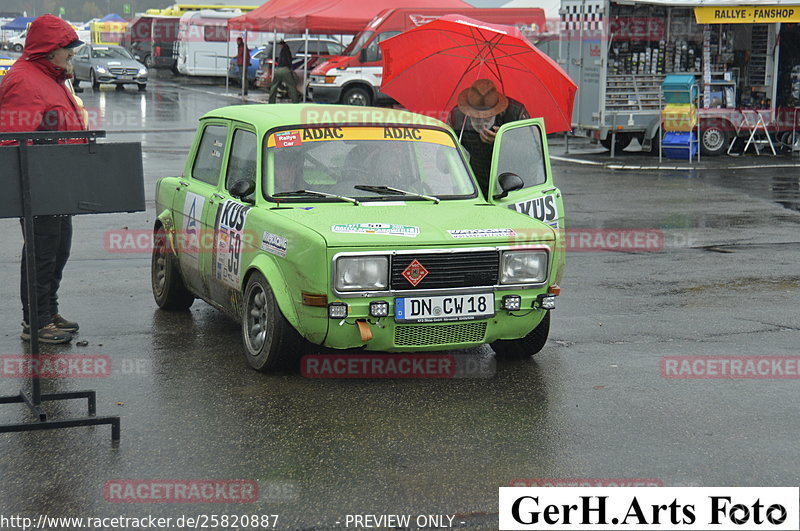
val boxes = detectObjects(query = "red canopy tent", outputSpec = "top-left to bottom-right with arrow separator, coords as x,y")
228,0 -> 473,34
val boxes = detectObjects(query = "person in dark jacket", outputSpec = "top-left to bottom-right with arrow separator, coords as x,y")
268,40 -> 300,104
236,36 -> 250,95
448,78 -> 529,196
0,14 -> 86,344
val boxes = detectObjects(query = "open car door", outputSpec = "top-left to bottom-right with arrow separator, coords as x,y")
487,118 -> 565,285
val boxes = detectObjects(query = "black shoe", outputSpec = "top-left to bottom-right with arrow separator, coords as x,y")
21,322 -> 73,344
52,313 -> 79,333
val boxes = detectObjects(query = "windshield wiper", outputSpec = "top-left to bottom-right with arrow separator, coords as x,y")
272,189 -> 359,205
354,185 -> 440,204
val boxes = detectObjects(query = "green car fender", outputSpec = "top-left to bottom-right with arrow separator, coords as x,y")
155,209 -> 176,248
242,255 -> 326,344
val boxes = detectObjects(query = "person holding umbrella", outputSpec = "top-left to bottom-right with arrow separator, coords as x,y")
448,78 -> 529,196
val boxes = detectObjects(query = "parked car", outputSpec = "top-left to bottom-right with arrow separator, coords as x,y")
72,44 -> 148,91
0,54 -> 15,77
249,38 -> 344,89
152,103 -> 565,372
6,29 -> 26,52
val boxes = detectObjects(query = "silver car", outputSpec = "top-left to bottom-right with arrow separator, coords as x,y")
72,44 -> 148,91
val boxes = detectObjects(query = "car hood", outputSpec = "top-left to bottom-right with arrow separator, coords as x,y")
272,201 -> 556,248
95,58 -> 143,69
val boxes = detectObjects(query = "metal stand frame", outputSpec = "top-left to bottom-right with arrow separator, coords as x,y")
0,130 -> 120,442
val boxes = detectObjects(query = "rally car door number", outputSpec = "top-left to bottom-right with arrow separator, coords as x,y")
395,293 -> 494,323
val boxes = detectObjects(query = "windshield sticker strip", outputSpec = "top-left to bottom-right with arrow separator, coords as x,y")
331,223 -> 419,237
447,229 -> 517,238
268,127 -> 454,148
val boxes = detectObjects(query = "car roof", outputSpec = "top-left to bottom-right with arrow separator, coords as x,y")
201,104 -> 449,132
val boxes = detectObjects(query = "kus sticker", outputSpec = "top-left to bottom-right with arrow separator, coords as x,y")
331,223 -> 419,238
214,200 -> 250,288
510,194 -> 559,227
261,231 -> 288,257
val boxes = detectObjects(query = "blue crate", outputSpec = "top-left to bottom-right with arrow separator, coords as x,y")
662,74 -> 698,104
662,131 -> 698,159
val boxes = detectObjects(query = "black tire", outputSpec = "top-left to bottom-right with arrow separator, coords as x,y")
90,70 -> 100,90
151,225 -> 194,311
700,123 -> 730,156
342,86 -> 371,106
600,133 -> 632,152
144,54 -> 154,68
242,271 -> 304,372
13,43 -> 22,52
491,311 -> 550,358
138,83 -> 147,92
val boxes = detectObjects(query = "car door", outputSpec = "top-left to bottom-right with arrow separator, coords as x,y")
173,121 -> 229,298
487,118 -> 565,283
72,45 -> 91,79
204,125 -> 258,313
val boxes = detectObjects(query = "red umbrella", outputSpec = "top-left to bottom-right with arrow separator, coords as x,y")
379,14 -> 577,133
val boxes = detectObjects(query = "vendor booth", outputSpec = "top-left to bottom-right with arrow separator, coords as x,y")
545,0 -> 800,156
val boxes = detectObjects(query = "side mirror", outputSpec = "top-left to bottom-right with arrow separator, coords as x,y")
493,172 -> 524,200
229,179 -> 255,203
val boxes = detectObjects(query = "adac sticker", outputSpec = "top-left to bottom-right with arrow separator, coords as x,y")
510,194 -> 559,228
447,228 -> 516,238
261,231 -> 288,257
275,130 -> 302,148
213,200 -> 250,288
331,223 -> 419,238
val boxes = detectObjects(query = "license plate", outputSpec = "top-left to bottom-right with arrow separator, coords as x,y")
395,293 -> 494,323
118,75 -> 132,80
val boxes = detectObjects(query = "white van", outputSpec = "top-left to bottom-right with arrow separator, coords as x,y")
6,29 -> 26,52
176,10 -> 270,77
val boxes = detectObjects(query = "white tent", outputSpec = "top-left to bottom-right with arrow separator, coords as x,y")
502,0 -> 561,19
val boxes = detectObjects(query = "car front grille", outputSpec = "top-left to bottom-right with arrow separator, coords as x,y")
109,67 -> 139,76
394,322 -> 487,346
390,251 -> 499,290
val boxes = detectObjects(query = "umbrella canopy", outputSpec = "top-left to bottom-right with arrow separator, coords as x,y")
2,16 -> 34,31
100,13 -> 127,22
379,14 -> 576,133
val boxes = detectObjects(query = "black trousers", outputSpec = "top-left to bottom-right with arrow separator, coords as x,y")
20,215 -> 72,327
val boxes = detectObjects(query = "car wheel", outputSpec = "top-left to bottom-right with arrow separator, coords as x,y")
138,83 -> 147,91
491,311 -> 550,358
242,271 -> 303,372
700,123 -> 730,156
90,70 -> 100,90
151,225 -> 194,311
600,133 -> 632,152
342,86 -> 371,106
13,43 -> 22,52
144,54 -> 154,68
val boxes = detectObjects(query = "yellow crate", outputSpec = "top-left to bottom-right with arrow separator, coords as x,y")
662,104 -> 697,132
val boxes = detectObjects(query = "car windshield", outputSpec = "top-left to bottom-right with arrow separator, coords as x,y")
342,31 -> 373,57
91,47 -> 132,60
265,126 -> 476,200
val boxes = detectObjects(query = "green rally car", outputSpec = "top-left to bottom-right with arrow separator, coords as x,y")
152,104 -> 565,371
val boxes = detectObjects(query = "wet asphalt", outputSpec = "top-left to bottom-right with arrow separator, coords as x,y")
0,75 -> 799,530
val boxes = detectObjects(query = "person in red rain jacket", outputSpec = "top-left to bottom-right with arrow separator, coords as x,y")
0,14 -> 86,344
236,36 -> 251,95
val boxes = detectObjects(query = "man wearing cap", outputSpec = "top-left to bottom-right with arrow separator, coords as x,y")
448,78 -> 529,196
268,40 -> 300,104
0,14 -> 86,344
